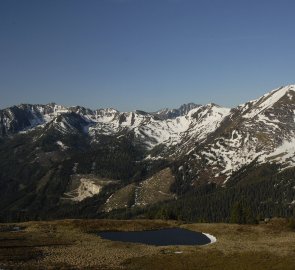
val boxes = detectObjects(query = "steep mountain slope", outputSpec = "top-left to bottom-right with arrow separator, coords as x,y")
181,85 -> 295,185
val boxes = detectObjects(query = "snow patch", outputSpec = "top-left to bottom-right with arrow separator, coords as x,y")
56,141 -> 68,150
202,233 -> 217,244
259,137 -> 295,167
243,85 -> 295,119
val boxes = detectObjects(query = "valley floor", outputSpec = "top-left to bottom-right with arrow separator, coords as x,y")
0,219 -> 295,270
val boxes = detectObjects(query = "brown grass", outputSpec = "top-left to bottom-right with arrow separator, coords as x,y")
0,218 -> 294,270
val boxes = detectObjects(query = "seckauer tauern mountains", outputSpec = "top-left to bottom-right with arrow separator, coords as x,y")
1,85 -> 295,222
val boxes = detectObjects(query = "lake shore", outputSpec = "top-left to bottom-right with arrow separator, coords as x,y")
0,218 -> 295,269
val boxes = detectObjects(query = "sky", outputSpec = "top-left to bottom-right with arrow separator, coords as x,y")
1,0 -> 295,112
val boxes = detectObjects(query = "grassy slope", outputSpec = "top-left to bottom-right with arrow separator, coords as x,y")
0,219 -> 294,270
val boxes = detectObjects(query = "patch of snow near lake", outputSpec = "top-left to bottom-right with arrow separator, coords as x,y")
202,233 -> 217,244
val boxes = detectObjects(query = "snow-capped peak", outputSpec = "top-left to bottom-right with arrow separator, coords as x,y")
153,103 -> 201,119
241,85 -> 295,119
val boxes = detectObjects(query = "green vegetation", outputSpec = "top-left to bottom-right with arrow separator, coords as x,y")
107,164 -> 295,223
230,201 -> 257,224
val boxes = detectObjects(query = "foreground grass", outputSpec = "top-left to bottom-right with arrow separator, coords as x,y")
0,219 -> 294,269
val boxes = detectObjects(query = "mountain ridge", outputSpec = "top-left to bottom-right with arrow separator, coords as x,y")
0,84 -> 295,222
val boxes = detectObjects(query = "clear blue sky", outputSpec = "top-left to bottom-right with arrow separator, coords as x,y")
1,0 -> 295,111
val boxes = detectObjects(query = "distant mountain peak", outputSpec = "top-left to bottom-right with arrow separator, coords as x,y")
153,102 -> 201,119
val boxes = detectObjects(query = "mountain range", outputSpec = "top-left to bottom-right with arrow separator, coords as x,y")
1,85 -> 295,222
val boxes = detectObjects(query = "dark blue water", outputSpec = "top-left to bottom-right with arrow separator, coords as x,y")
97,228 -> 211,246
